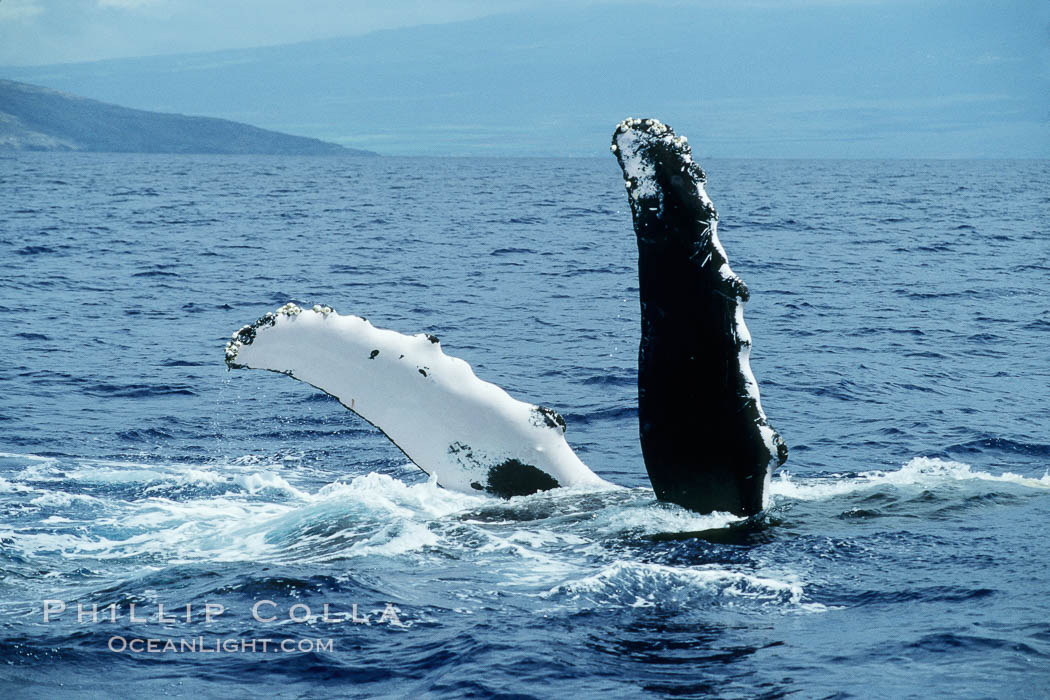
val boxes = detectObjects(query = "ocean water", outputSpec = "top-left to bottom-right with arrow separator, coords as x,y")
1,153 -> 1048,699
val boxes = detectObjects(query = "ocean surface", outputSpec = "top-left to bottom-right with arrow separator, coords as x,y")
1,153 -> 1048,699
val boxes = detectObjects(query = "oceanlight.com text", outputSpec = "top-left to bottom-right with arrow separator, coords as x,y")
107,636 -> 334,654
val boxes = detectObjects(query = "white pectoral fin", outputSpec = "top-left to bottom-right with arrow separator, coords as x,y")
225,304 -> 607,497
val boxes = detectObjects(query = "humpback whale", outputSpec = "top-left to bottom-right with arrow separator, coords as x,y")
224,119 -> 786,515
612,118 -> 787,516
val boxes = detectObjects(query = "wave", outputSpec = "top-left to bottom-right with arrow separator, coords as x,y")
0,452 -> 1045,600
540,561 -> 822,612
769,457 -> 1050,503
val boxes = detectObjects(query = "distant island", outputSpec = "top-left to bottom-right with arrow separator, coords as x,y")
0,79 -> 376,156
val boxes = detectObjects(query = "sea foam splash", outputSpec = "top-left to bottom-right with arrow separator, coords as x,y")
540,561 -> 814,611
3,453 -> 1046,566
0,451 -> 1044,618
769,456 -> 1050,503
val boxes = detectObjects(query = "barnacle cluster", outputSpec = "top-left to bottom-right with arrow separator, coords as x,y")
611,117 -> 707,204
224,302 -> 334,369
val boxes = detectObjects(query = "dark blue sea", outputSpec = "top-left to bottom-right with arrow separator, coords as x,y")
1,153 -> 1048,699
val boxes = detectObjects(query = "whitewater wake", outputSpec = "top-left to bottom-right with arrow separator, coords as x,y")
2,449 -> 1046,623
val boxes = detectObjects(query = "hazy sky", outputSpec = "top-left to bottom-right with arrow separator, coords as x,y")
0,0 -> 608,65
1,0 -> 1047,157
9,0 -> 1043,67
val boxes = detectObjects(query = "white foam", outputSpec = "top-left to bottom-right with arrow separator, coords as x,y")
56,464 -> 168,485
0,476 -> 33,493
541,561 -> 820,611
770,456 -> 1050,502
232,471 -> 309,498
317,471 -> 487,518
472,533 -> 586,585
172,468 -> 228,485
505,529 -> 587,547
0,451 -> 838,618
346,520 -> 439,558
0,452 -> 56,462
591,492 -> 744,536
29,491 -> 103,507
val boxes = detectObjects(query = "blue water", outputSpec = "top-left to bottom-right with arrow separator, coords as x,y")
1,153 -> 1049,699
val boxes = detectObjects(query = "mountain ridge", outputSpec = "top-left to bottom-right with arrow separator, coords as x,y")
0,79 -> 377,156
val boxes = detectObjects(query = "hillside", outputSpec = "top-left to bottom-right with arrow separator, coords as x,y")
0,79 -> 376,155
